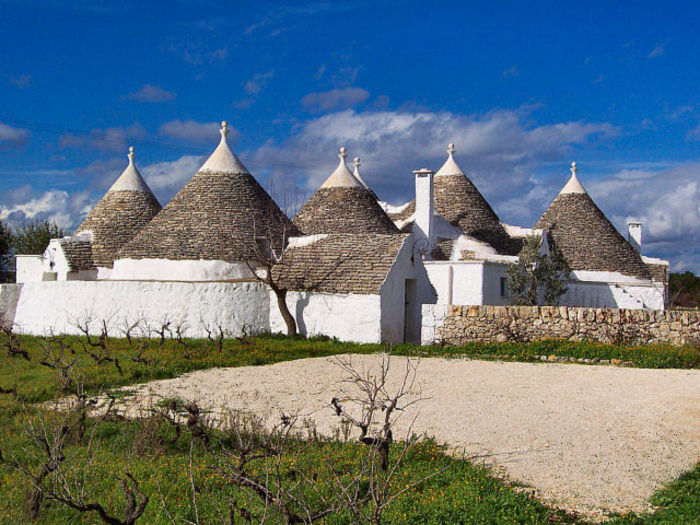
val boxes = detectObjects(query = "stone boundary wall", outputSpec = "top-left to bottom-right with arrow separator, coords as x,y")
422,304 -> 700,347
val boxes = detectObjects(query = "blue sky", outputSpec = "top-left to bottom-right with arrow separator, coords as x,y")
1,1 -> 699,271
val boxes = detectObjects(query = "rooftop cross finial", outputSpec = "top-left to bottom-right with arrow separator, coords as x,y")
570,161 -> 577,176
447,143 -> 456,156
128,146 -> 135,164
339,146 -> 347,162
220,120 -> 229,139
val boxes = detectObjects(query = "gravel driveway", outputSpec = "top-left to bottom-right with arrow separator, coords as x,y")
108,355 -> 700,519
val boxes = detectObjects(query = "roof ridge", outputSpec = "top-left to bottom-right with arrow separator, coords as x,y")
199,121 -> 249,174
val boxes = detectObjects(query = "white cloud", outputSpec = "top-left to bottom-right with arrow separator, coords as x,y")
141,155 -> 204,204
158,120 -> 232,144
301,87 -> 370,112
127,84 -> 176,103
0,122 -> 29,149
0,189 -> 91,230
244,70 -> 274,94
250,108 -> 618,206
648,43 -> 665,58
59,124 -> 145,153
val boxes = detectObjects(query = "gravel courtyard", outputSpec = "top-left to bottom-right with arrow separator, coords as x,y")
107,355 -> 700,519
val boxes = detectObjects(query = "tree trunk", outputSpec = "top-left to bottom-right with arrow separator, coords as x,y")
273,288 -> 297,336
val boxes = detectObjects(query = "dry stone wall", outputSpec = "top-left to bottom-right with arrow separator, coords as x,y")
422,304 -> 700,347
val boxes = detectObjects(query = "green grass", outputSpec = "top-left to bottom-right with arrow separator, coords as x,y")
0,331 -> 699,523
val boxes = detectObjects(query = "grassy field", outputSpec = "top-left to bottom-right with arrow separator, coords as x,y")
0,331 -> 699,523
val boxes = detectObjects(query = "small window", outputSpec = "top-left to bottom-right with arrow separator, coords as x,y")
500,277 -> 508,298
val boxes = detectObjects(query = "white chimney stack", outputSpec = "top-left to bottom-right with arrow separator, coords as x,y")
627,221 -> 642,253
413,168 -> 435,253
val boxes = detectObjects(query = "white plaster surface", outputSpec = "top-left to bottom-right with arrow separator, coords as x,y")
413,170 -> 435,252
108,147 -> 155,195
12,280 -> 270,337
15,255 -> 43,283
560,163 -> 586,194
320,148 -> 362,188
434,144 -> 465,176
110,258 -> 255,281
561,281 -> 665,310
269,291 -> 382,343
380,237 -> 437,344
199,123 -> 249,174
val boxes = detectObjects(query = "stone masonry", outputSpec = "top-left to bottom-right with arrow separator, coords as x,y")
422,304 -> 700,347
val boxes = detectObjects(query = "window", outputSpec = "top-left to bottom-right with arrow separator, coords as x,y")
500,277 -> 508,298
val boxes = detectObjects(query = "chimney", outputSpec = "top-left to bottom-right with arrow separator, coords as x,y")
413,168 -> 435,253
627,221 -> 642,253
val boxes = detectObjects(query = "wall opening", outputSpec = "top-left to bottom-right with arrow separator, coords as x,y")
404,278 -> 420,344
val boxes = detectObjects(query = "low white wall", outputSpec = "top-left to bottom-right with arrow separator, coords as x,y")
110,258 -> 255,281
561,281 -> 665,310
270,291 -> 382,344
12,280 -> 270,337
425,261 -> 495,306
15,256 -> 43,283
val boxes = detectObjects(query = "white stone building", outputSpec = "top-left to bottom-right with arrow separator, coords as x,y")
3,123 -> 669,344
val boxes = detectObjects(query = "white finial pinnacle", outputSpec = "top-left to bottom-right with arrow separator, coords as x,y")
560,161 -> 586,194
339,146 -> 347,162
447,143 -> 455,156
354,156 -> 360,169
220,121 -> 229,138
128,146 -> 135,163
571,161 -> 577,176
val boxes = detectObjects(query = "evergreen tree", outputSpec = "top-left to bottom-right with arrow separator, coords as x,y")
0,220 -> 11,275
506,235 -> 571,306
11,219 -> 66,256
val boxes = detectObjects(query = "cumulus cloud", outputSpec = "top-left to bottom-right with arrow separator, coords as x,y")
0,122 -> 29,149
141,154 -> 204,204
244,70 -> 274,94
126,84 -> 176,103
0,189 -> 92,231
250,108 -> 618,207
59,124 -> 146,153
158,120 -> 234,145
301,87 -> 370,112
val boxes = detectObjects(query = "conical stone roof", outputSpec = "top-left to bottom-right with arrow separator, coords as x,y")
535,163 -> 651,279
293,148 -> 398,235
75,147 -> 161,268
117,122 -> 299,262
433,144 -> 516,254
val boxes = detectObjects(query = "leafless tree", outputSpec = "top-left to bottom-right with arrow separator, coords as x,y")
1,324 -> 30,360
38,334 -> 79,392
73,316 -> 122,375
12,404 -> 149,524
243,217 -> 297,337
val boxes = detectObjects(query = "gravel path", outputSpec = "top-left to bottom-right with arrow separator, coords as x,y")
108,355 -> 700,519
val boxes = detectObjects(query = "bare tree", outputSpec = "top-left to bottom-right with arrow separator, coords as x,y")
243,217 -> 297,337
13,405 -> 149,524
2,324 -> 30,360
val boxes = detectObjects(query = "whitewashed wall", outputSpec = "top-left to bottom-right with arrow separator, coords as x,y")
110,258 -> 255,281
12,280 -> 270,337
269,291 -> 382,343
560,281 -> 665,310
15,256 -> 43,283
425,261 -> 487,305
380,239 -> 437,344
